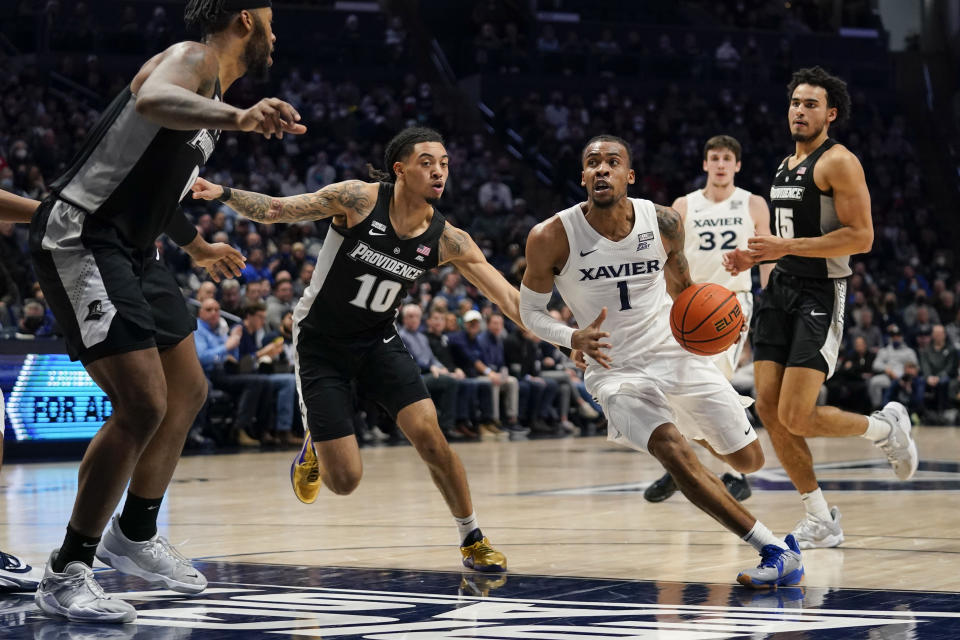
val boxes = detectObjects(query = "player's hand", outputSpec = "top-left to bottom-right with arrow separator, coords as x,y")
746,235 -> 790,262
192,242 -> 246,283
571,307 -> 612,369
190,177 -> 223,201
733,318 -> 749,344
237,98 -> 307,139
722,248 -> 756,276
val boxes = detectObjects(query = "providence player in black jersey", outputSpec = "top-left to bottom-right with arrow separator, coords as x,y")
26,0 -> 306,624
191,127 -> 522,573
724,67 -> 918,550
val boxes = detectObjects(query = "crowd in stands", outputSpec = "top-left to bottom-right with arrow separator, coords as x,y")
0,3 -> 958,452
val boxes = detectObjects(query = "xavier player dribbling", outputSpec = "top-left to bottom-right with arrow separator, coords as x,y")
520,134 -> 803,588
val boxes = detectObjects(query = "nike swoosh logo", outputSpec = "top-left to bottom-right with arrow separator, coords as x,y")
810,310 -> 827,317
147,506 -> 160,510
369,231 -> 387,236
744,426 -> 752,435
383,335 -> 396,344
580,249 -> 598,257
81,542 -> 99,548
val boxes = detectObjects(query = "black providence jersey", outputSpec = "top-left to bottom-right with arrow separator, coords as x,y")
48,81 -> 222,249
295,182 -> 445,339
769,138 -> 851,279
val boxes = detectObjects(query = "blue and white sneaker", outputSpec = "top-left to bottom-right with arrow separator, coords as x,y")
736,534 -> 804,590
0,549 -> 42,592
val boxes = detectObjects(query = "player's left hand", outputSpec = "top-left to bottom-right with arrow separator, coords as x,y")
190,176 -> 223,201
746,235 -> 790,262
722,248 -> 755,276
733,318 -> 749,344
193,242 -> 246,283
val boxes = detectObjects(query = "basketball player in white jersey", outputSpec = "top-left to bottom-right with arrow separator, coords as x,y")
521,134 -> 803,588
644,135 -> 772,504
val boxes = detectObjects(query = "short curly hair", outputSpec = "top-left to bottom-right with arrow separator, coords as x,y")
787,66 -> 851,128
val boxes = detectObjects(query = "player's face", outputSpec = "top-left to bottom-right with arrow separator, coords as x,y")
702,148 -> 740,187
396,142 -> 449,205
242,9 -> 275,82
581,142 -> 634,209
789,84 -> 836,142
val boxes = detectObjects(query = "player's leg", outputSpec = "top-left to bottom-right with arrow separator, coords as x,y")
754,359 -> 844,549
366,339 -> 505,572
35,344 -> 163,623
96,333 -> 209,594
294,366 -> 364,497
775,276 -> 918,480
604,388 -> 802,589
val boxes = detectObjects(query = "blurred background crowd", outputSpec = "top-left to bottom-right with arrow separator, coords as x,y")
0,0 -> 958,450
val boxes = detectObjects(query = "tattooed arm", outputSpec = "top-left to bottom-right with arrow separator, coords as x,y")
657,203 -> 694,299
439,223 -> 523,328
190,177 -> 378,225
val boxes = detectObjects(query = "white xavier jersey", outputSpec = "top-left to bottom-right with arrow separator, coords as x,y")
555,198 -> 672,367
682,187 -> 753,292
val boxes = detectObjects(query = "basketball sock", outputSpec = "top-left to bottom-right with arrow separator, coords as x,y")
455,512 -> 480,546
800,487 -> 832,522
54,524 -> 100,572
742,520 -> 788,552
862,414 -> 892,442
118,491 -> 164,542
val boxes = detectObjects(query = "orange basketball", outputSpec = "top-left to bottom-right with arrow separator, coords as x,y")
670,283 -> 744,356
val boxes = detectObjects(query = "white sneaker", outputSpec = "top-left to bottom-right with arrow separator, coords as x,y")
0,549 -> 42,591
874,402 -> 919,480
96,515 -> 207,594
34,550 -> 136,623
791,505 -> 844,550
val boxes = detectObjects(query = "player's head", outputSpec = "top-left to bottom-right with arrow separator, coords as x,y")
787,66 -> 850,142
702,135 -> 741,188
580,135 -> 635,209
184,0 -> 275,81
369,127 -> 447,205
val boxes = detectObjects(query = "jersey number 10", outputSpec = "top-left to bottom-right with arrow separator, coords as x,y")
349,274 -> 403,312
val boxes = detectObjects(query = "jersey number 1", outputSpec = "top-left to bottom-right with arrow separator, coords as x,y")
349,274 -> 402,312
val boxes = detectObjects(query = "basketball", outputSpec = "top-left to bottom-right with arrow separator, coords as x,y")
670,283 -> 744,356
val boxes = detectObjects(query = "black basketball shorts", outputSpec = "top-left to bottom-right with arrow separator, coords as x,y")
294,326 -> 431,442
29,198 -> 196,365
752,269 -> 847,378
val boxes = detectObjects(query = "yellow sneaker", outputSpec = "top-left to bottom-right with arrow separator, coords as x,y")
460,537 -> 507,573
290,433 -> 322,504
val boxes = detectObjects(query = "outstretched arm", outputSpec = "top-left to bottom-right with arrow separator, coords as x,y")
656,203 -> 693,299
0,190 -> 40,223
134,42 -> 305,138
439,223 -> 523,328
191,176 -> 377,225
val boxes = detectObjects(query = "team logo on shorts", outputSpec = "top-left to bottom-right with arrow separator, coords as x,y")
85,300 -> 105,321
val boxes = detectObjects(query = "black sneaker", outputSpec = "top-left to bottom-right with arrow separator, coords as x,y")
722,472 -> 752,502
643,472 -> 677,503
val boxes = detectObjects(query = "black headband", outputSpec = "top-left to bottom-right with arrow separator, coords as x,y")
223,0 -> 271,10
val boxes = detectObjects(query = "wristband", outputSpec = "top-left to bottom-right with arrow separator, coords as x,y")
217,186 -> 233,203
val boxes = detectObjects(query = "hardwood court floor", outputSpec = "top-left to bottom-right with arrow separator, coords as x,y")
3,426 -> 958,593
